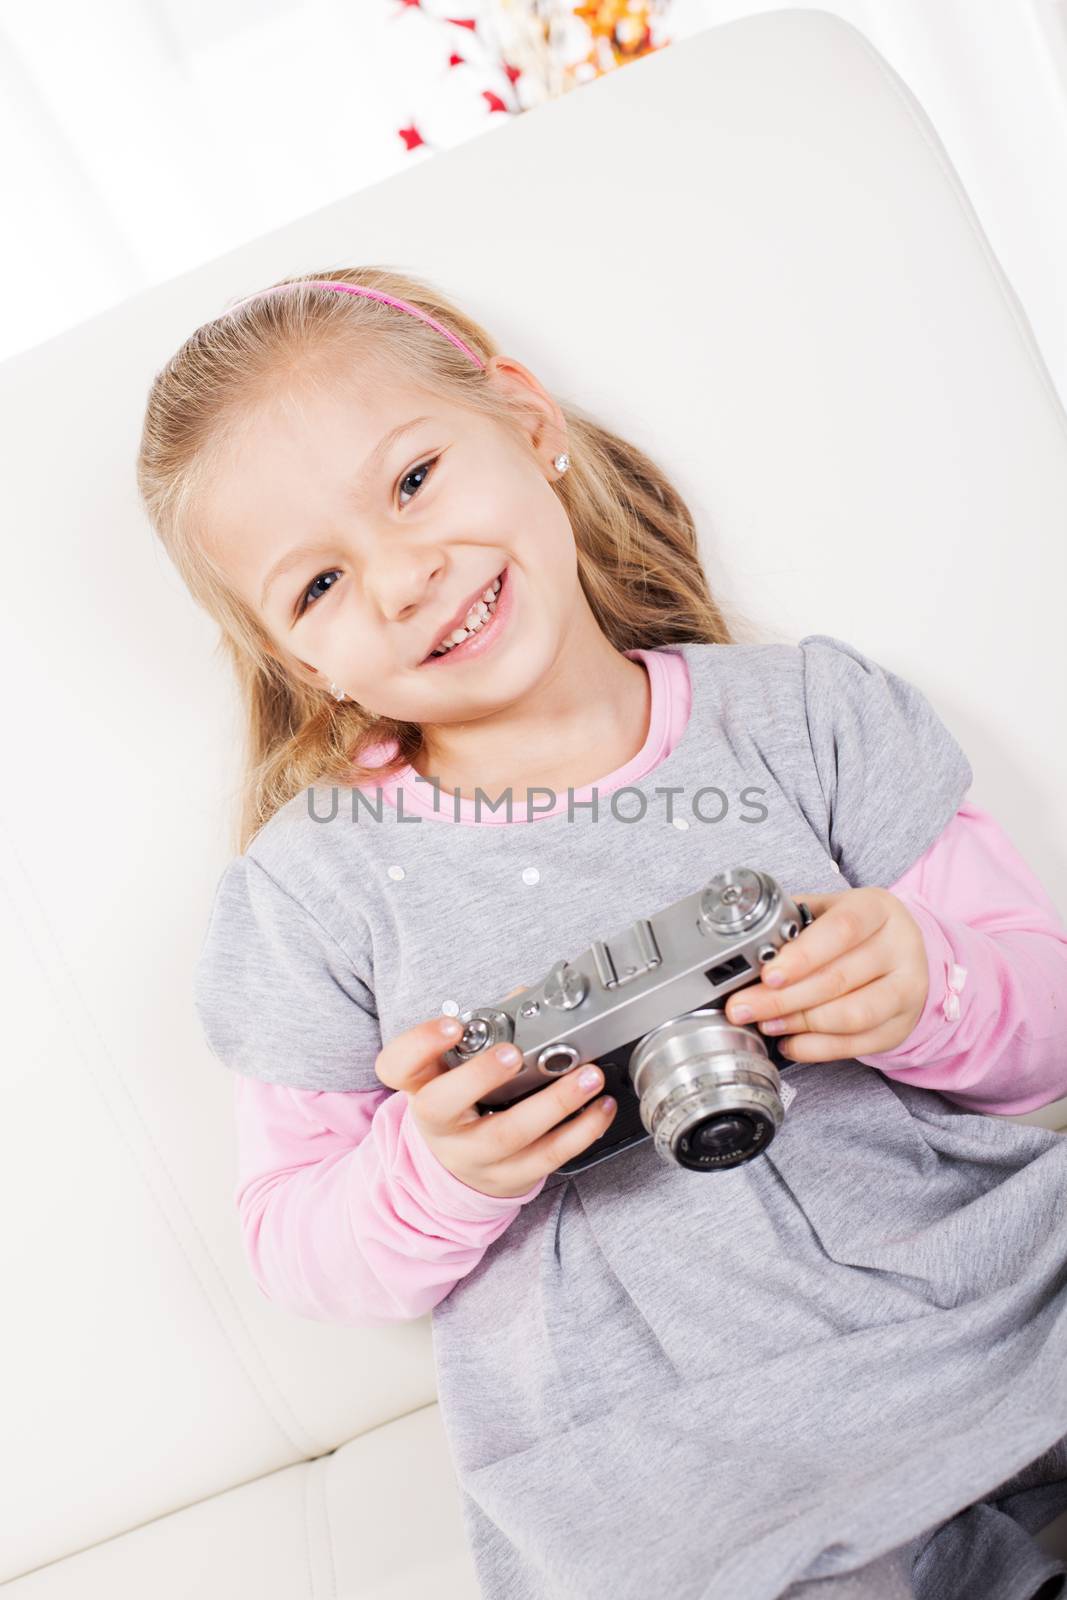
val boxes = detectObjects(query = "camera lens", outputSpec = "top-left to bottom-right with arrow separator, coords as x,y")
630,1008 -> 785,1172
678,1113 -> 764,1169
697,1116 -> 752,1153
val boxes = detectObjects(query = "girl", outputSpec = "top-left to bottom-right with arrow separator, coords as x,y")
138,268 -> 1067,1600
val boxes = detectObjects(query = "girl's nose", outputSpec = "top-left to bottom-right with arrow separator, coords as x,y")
367,549 -> 447,623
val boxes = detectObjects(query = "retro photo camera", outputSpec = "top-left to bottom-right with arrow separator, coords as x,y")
441,867 -> 814,1175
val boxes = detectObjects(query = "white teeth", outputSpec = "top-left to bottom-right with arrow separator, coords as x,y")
430,577 -> 503,657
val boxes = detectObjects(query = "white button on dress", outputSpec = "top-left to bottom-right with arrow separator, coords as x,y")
387,864 -> 406,881
522,867 -> 540,885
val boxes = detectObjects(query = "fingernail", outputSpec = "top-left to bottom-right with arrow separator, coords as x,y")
761,1019 -> 785,1034
578,1067 -> 601,1090
765,970 -> 786,988
440,1018 -> 462,1036
497,1043 -> 521,1066
731,1004 -> 753,1023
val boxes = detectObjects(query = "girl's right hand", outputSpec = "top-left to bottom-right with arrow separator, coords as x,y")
373,988 -> 617,1200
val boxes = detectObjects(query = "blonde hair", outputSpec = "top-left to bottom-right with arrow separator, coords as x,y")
136,265 -> 752,855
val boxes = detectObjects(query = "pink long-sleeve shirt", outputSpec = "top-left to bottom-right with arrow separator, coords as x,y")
232,650 -> 1067,1327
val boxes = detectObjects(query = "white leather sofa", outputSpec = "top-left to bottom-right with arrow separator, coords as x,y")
2,10 -> 1065,1595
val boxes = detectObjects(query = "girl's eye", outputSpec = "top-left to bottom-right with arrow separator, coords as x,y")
297,569 -> 341,617
398,455 -> 438,508
295,457 -> 438,619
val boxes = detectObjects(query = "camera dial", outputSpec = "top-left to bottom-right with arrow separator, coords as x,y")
451,1008 -> 514,1059
543,959 -> 588,1010
698,867 -> 775,936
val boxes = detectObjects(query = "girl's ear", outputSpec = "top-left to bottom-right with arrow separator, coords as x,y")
485,354 -> 567,462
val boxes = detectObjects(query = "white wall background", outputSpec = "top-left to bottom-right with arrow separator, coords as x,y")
1,0 -> 1066,411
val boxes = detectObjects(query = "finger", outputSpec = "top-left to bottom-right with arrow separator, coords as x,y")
777,1013 -> 914,1063
378,981 -> 527,1095
488,1092 -> 619,1191
417,1037 -> 563,1135
468,1059 -> 615,1165
756,972 -> 908,1040
374,1015 -> 468,1095
411,986 -> 530,1125
729,932 -> 892,1025
755,888 -> 891,993
790,892 -> 844,918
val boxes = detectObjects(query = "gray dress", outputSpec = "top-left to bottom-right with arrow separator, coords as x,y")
194,635 -> 1067,1599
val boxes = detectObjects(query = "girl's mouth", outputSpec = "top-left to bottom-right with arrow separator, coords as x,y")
419,565 -> 513,668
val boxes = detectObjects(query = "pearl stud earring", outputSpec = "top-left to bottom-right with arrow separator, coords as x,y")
554,452 -> 570,474
329,681 -> 346,702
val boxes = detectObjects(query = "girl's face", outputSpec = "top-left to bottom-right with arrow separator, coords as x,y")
203,355 -> 579,728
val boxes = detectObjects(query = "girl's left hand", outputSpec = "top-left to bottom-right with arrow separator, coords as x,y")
722,888 -> 929,1062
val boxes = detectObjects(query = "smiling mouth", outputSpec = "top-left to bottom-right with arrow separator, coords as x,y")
421,567 -> 507,663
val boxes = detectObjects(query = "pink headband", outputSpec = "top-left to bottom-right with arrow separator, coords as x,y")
221,279 -> 485,369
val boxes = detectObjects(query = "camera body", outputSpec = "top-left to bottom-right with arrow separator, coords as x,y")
441,867 -> 813,1174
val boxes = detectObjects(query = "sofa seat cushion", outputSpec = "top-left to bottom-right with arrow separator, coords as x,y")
4,1405 -> 480,1599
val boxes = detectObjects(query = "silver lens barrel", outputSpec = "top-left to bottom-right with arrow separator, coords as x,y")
629,1007 -> 784,1170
